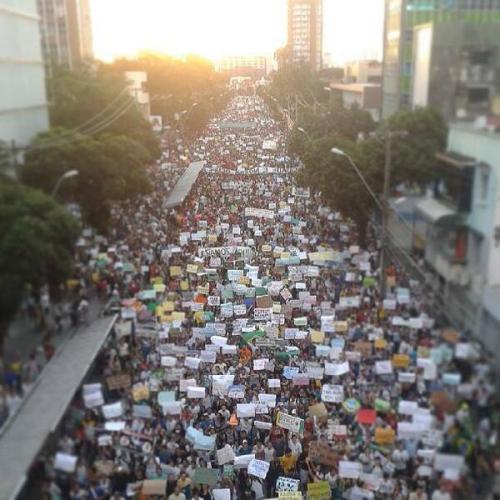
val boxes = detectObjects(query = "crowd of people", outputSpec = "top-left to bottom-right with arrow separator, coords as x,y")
27,95 -> 499,500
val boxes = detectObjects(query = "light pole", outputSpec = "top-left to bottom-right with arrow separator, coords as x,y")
51,169 -> 79,197
332,129 -> 407,297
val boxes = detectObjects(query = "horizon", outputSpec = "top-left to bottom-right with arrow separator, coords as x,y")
90,0 -> 385,67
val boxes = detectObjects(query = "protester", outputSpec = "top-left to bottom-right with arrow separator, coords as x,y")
29,95 -> 498,500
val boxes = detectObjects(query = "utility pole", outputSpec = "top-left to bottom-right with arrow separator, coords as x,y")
379,133 -> 392,298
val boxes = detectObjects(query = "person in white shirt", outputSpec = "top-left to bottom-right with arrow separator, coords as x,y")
430,485 -> 451,500
288,434 -> 302,457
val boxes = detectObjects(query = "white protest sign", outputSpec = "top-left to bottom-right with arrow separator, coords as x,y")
237,403 -> 256,418
217,444 -> 236,465
253,358 -> 268,371
268,378 -> 281,388
54,452 -> 78,473
375,360 -> 393,375
276,477 -> 300,492
187,386 -> 206,399
339,460 -> 362,479
102,401 -> 123,419
179,378 -> 197,392
321,384 -> 344,403
213,489 -> 231,500
248,459 -> 270,479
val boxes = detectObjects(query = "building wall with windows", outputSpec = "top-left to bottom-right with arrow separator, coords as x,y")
412,22 -> 500,121
382,0 -> 500,119
0,0 -> 49,149
287,0 -> 323,71
218,56 -> 267,79
37,0 -> 93,74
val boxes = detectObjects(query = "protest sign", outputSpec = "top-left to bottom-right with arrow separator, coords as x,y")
106,373 -> 132,391
307,481 -> 331,500
248,459 -> 270,479
339,460 -> 362,479
375,427 -> 396,445
375,360 -> 393,375
308,441 -> 338,466
276,477 -> 300,492
276,412 -> 303,433
237,403 -> 256,418
193,468 -> 219,486
213,489 -> 231,500
54,452 -> 78,473
356,409 -> 376,425
321,384 -> 344,403
217,444 -> 236,465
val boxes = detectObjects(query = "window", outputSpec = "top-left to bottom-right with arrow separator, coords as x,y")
478,165 -> 489,202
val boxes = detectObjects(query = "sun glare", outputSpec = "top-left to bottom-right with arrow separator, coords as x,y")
90,0 -> 384,65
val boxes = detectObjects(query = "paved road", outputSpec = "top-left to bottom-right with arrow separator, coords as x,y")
0,315 -> 116,500
164,160 -> 205,209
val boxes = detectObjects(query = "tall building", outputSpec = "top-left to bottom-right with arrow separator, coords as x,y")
381,0 -> 500,119
287,0 -> 323,71
218,56 -> 267,79
412,21 -> 500,122
37,0 -> 93,74
0,0 -> 49,150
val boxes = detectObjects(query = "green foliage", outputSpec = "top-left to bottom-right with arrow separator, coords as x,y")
48,65 -> 160,158
109,53 -> 229,138
296,135 -> 378,244
0,141 -> 11,172
387,107 -> 448,186
270,63 -> 324,108
19,129 -> 152,232
0,177 -> 79,342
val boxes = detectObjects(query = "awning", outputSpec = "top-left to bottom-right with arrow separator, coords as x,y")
416,198 -> 457,224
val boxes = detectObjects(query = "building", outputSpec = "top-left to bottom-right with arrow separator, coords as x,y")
287,0 -> 323,71
218,56 -> 267,79
413,121 -> 500,354
0,0 -> 49,152
412,21 -> 500,122
125,71 -> 150,120
329,83 -> 382,121
381,0 -> 500,119
37,0 -> 93,74
345,60 -> 382,84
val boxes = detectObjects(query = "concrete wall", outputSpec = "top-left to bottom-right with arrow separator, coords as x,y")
0,0 -> 49,147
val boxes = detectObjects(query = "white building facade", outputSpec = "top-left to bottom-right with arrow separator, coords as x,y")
0,0 -> 49,150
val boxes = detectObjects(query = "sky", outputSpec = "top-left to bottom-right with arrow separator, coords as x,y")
90,0 -> 384,67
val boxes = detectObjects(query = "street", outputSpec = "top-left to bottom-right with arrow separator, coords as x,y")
16,95 -> 496,500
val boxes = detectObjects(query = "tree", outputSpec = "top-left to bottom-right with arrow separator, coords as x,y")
48,65 -> 160,158
19,129 -> 152,232
109,53 -> 229,134
387,107 -> 448,187
296,135 -> 380,246
0,141 -> 11,173
0,176 -> 79,351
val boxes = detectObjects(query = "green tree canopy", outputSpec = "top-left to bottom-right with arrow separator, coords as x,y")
20,129 -> 152,231
48,65 -> 160,158
109,53 -> 229,138
0,176 -> 79,349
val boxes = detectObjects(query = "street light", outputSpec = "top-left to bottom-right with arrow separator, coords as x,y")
330,148 -> 383,211
51,169 -> 78,197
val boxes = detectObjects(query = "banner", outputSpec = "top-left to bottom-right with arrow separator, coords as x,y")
199,246 -> 254,259
245,207 -> 274,219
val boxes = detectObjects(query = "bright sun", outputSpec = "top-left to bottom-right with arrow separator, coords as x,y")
91,0 -> 287,63
90,0 -> 384,66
